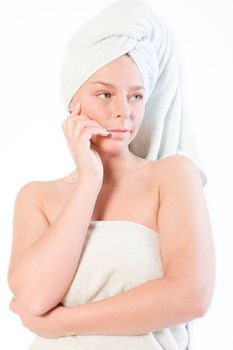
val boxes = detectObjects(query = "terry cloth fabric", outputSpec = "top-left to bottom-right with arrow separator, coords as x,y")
60,0 -> 207,186
29,221 -> 193,349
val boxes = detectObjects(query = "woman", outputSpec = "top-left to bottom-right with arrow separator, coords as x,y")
8,1 -> 215,349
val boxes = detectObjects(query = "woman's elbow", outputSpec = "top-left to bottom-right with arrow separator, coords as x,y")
193,298 -> 210,318
190,283 -> 215,318
26,302 -> 53,316
8,276 -> 61,316
8,282 -> 55,316
19,296 -> 57,316
10,291 -> 51,316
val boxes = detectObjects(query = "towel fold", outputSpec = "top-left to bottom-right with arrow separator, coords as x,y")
60,0 -> 207,185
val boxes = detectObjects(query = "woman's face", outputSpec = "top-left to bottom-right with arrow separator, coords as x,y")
68,54 -> 146,152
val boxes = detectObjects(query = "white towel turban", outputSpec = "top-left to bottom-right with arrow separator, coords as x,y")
60,0 -> 207,186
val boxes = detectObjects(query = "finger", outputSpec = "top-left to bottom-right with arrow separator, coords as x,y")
69,117 -> 104,128
70,116 -> 89,123
9,299 -> 17,313
61,118 -> 68,132
62,115 -> 86,138
69,101 -> 81,117
64,117 -> 87,140
66,118 -> 75,140
74,125 -> 109,141
66,118 -> 98,139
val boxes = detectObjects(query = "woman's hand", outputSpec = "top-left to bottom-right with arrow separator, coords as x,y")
62,101 -> 109,182
9,297 -> 69,338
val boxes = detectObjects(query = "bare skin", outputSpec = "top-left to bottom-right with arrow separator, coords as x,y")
8,55 -> 215,338
41,158 -> 159,230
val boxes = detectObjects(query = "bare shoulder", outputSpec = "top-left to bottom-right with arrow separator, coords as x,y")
14,177 -> 67,214
153,154 -> 203,190
13,178 -> 72,229
15,179 -> 59,201
155,154 -> 200,170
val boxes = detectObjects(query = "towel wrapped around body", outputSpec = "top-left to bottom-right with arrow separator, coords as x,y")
29,221 -> 192,349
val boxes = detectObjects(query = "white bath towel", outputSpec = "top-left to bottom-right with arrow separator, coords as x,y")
29,221 -> 192,349
60,0 -> 207,185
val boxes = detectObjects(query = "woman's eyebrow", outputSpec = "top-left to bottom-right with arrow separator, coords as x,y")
88,81 -> 145,91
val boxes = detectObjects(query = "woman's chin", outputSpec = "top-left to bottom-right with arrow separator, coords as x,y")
91,140 -> 129,154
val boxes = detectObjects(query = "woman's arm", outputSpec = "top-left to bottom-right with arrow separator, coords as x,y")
8,177 -> 101,316
10,156 -> 215,336
59,155 -> 216,336
64,156 -> 215,335
9,276 -> 204,337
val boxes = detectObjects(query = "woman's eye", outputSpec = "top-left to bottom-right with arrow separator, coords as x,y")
97,92 -> 111,99
96,92 -> 143,101
133,94 -> 144,100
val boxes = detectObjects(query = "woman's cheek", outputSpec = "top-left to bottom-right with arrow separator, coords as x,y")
80,103 -> 100,121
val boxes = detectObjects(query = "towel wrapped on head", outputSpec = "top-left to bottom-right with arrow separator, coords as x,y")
60,0 -> 207,185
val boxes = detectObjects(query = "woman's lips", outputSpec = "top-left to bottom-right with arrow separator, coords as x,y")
107,129 -> 130,132
106,129 -> 131,138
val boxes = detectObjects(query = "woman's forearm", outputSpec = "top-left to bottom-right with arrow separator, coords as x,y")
9,178 -> 101,316
65,277 -> 204,336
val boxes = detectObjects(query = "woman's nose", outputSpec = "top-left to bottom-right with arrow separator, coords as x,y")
113,97 -> 131,119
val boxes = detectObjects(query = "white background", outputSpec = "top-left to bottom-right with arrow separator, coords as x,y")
0,0 -> 232,349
